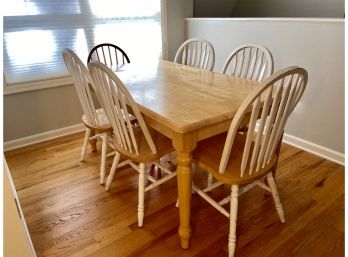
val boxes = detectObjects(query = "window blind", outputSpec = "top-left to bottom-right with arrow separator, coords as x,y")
3,0 -> 162,85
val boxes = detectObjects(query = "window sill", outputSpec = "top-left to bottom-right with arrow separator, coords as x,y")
4,76 -> 73,95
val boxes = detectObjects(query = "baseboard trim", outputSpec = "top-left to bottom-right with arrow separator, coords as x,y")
282,133 -> 344,166
4,124 -> 344,166
4,124 -> 85,152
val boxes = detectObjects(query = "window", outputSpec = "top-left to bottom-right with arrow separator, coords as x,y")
3,0 -> 163,87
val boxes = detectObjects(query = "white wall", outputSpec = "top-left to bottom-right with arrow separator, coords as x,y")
186,18 -> 344,158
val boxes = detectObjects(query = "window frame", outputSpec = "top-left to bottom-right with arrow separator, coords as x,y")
3,0 -> 169,95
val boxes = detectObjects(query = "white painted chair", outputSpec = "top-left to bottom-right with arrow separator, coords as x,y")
87,43 -> 130,66
205,43 -> 275,191
222,43 -> 274,81
62,48 -> 113,185
88,60 -> 176,227
191,66 -> 308,257
174,38 -> 215,71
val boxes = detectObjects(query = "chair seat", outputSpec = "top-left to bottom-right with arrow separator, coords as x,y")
82,108 -> 112,132
112,127 -> 174,163
82,108 -> 138,133
192,132 -> 278,185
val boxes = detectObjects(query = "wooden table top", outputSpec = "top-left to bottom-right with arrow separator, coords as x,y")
114,60 -> 259,134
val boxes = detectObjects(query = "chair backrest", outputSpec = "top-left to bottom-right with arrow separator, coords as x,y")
219,66 -> 308,177
174,38 -> 215,71
88,60 -> 157,155
222,43 -> 274,82
87,43 -> 130,66
62,48 -> 101,127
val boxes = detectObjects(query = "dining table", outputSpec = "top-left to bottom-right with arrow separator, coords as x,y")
113,59 -> 259,249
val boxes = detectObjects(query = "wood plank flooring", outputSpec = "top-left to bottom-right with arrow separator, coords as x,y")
5,132 -> 344,257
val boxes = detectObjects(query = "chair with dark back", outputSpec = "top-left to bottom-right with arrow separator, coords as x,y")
87,43 -> 130,67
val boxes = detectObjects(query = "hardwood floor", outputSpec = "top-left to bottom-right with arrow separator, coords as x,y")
5,132 -> 344,257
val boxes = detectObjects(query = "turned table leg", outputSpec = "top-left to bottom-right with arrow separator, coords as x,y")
173,131 -> 197,249
177,151 -> 193,249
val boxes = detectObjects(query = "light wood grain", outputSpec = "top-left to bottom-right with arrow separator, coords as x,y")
111,60 -> 260,248
113,60 -> 259,134
4,133 -> 344,257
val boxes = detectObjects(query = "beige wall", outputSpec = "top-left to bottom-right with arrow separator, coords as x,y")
4,85 -> 82,141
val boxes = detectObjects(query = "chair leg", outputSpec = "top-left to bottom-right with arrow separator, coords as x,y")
263,177 -> 272,197
266,172 -> 285,223
89,130 -> 98,152
80,128 -> 91,161
207,174 -> 214,192
228,185 -> 239,257
138,163 -> 146,227
105,152 -> 120,191
100,133 -> 108,185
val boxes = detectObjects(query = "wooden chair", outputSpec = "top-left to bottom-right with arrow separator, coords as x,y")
191,66 -> 308,257
205,43 -> 274,190
222,43 -> 274,81
62,48 -> 115,185
88,60 -> 176,227
87,43 -> 130,66
174,38 -> 215,71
